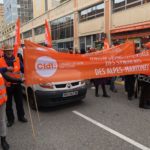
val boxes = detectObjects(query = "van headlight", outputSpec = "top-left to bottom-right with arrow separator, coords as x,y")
39,83 -> 54,89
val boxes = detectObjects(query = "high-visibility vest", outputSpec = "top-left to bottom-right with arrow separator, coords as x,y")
0,57 -> 7,68
3,57 -> 22,87
0,73 -> 7,106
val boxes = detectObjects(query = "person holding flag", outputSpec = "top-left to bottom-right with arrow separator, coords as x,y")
0,58 -> 20,150
2,45 -> 27,127
0,54 -> 25,149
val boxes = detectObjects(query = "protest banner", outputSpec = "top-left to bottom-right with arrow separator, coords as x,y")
24,41 -> 150,85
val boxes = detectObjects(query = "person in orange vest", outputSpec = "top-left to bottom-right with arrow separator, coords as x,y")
0,65 -> 14,150
3,45 -> 27,127
0,71 -> 9,150
0,56 -> 25,149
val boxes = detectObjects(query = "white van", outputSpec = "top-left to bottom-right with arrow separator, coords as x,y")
18,48 -> 87,109
24,80 -> 87,109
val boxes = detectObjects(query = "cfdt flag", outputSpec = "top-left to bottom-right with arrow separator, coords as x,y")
14,18 -> 21,57
45,20 -> 52,48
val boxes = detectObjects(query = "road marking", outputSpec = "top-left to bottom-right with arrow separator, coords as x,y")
73,111 -> 150,150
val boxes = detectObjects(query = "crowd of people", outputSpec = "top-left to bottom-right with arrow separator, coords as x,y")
90,74 -> 150,109
88,42 -> 150,110
64,41 -> 150,110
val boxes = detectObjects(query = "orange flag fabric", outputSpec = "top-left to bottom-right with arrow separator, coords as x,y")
84,41 -> 135,57
25,39 -> 57,53
24,40 -> 150,85
14,18 -> 21,57
45,20 -> 52,48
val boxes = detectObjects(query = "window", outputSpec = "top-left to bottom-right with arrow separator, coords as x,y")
112,0 -> 125,12
126,0 -> 142,9
23,30 -> 32,38
112,0 -> 150,13
79,2 -> 104,22
58,41 -> 73,51
96,3 -> 104,17
66,25 -> 71,38
80,10 -> 87,21
86,36 -> 92,46
34,25 -> 45,35
60,27 -> 65,39
51,14 -> 74,40
80,34 -> 99,51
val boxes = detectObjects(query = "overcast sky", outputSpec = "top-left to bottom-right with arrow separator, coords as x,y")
0,0 -> 3,4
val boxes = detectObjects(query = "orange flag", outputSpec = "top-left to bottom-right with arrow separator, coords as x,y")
14,18 -> 21,57
104,38 -> 110,49
23,40 -> 150,85
45,20 -> 52,48
25,39 -> 57,53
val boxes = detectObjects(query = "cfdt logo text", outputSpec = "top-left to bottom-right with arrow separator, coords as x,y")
35,56 -> 58,77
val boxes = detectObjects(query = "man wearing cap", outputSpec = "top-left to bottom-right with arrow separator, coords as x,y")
3,45 -> 27,127
0,57 -> 24,149
0,56 -> 19,150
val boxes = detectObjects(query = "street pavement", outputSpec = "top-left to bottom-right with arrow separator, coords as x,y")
7,84 -> 150,150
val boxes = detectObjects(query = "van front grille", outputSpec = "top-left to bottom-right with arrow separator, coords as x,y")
71,82 -> 79,86
55,84 -> 66,88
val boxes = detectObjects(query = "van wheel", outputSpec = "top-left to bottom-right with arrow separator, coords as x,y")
27,89 -> 37,110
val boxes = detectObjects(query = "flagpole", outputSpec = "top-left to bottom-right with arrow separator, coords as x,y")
32,84 -> 41,124
25,86 -> 37,138
23,43 -> 39,150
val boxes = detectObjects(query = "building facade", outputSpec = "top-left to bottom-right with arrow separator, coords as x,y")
0,4 -> 4,39
4,0 -> 33,24
0,3 -> 4,22
33,0 -> 60,18
0,22 -> 15,46
1,0 -> 150,51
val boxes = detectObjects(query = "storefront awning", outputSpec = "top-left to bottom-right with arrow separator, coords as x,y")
111,31 -> 150,40
111,21 -> 150,34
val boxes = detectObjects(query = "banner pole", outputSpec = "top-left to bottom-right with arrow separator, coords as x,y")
32,84 -> 41,124
25,86 -> 36,138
